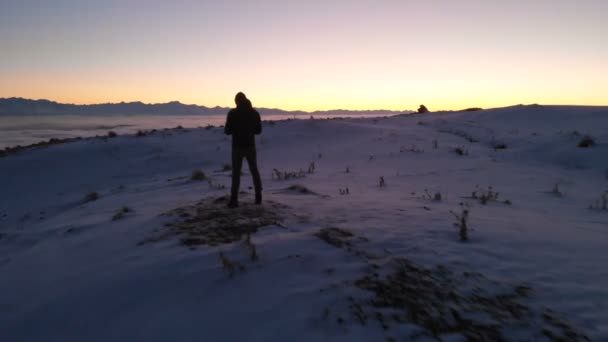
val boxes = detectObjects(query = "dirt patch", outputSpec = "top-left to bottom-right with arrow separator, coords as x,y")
353,259 -> 509,340
285,184 -> 316,194
348,259 -> 590,341
314,227 -> 374,259
275,184 -> 327,197
140,195 -> 287,248
314,227 -> 354,248
314,228 -> 589,341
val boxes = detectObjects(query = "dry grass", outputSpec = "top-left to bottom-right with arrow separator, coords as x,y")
190,169 -> 207,181
350,259 -> 553,340
140,195 -> 286,248
450,205 -> 470,241
453,146 -> 469,156
314,227 -> 355,248
272,168 -> 306,181
379,176 -> 386,187
307,161 -> 316,174
1,136 -> 84,159
135,130 -> 149,137
471,186 -> 511,205
551,183 -> 563,197
218,252 -> 244,277
315,228 -> 588,341
112,206 -> 132,221
577,135 -> 595,148
84,192 -> 99,202
243,233 -> 259,261
285,184 -> 315,194
589,191 -> 608,210
423,188 -> 442,202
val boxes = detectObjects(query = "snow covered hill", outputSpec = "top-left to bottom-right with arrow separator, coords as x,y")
1,105 -> 607,341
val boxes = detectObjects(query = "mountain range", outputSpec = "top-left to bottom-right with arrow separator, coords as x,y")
0,98 -> 409,116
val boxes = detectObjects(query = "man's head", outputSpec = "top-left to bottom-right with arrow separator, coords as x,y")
235,92 -> 248,108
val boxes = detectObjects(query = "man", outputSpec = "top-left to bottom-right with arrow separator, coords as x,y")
224,92 -> 263,208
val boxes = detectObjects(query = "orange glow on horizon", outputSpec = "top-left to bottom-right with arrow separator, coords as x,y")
1,1 -> 606,111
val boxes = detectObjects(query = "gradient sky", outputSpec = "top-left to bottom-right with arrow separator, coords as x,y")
1,0 -> 606,111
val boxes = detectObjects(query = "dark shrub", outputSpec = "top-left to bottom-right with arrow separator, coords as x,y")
112,206 -> 132,221
191,170 -> 207,181
85,192 -> 99,202
286,184 -> 313,194
578,136 -> 595,148
453,147 -> 467,156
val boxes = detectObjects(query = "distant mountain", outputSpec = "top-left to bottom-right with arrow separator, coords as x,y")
0,98 -> 409,116
0,98 -> 225,116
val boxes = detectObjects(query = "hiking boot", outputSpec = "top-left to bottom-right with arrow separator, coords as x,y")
255,192 -> 262,205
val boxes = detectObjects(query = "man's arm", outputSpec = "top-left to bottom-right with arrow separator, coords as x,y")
224,110 -> 233,135
254,110 -> 262,135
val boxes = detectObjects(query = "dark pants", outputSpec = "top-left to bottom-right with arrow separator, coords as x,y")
231,146 -> 262,201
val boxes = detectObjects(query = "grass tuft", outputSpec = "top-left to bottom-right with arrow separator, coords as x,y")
286,184 -> 314,194
112,206 -> 132,221
577,135 -> 595,148
453,146 -> 469,156
243,234 -> 259,261
379,176 -> 386,187
450,204 -> 470,241
191,169 -> 207,181
471,186 -> 509,205
219,252 -> 237,277
423,188 -> 442,202
589,191 -> 608,210
84,192 -> 99,202
308,161 -> 316,174
272,168 -> 306,181
551,183 -> 563,197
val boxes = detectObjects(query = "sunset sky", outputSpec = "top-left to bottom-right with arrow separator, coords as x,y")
1,0 -> 606,111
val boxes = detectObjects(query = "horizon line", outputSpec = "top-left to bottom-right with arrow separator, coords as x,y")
2,96 -> 608,113
1,96 -> 414,113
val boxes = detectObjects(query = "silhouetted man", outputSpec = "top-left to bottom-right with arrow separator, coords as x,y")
224,92 -> 263,208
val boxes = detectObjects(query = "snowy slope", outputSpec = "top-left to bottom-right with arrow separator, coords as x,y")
1,105 -> 607,341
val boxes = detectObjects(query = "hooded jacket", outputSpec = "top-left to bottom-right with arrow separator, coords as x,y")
224,98 -> 262,148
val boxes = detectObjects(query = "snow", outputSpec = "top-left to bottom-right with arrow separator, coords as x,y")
1,105 -> 607,341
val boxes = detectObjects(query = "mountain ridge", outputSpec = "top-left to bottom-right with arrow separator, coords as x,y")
0,97 -> 410,116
